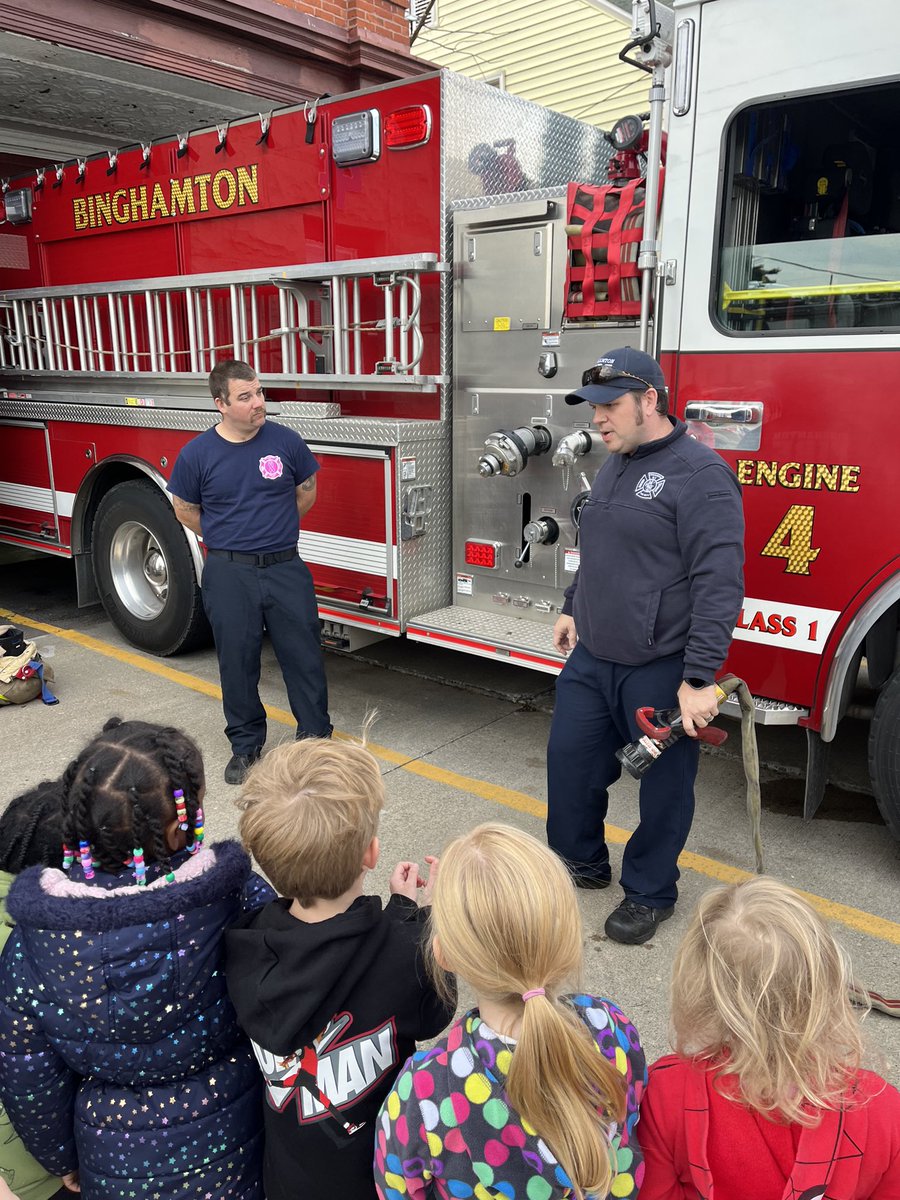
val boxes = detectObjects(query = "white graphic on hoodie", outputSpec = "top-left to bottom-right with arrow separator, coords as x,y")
251,1011 -> 398,1124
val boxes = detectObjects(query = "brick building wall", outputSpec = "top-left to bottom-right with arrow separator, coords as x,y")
271,0 -> 410,43
1,0 -> 427,105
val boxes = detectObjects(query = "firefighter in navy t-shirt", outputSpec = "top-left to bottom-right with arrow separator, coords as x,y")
168,359 -> 332,783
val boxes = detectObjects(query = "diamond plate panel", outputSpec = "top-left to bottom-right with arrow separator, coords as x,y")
409,604 -> 563,662
0,399 -> 219,430
278,402 -> 342,419
440,72 -> 610,215
0,399 -> 448,449
279,417 -> 445,448
394,430 -> 452,622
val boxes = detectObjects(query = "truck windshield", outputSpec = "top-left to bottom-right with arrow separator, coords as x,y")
715,81 -> 900,334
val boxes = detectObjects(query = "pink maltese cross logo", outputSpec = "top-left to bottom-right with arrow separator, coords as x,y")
258,454 -> 284,480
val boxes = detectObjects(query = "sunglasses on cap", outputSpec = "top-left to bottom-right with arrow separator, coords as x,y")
581,364 -> 654,390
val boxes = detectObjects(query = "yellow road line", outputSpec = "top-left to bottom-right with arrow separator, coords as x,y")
6,605 -> 899,947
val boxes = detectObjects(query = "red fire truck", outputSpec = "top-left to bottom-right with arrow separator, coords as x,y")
2,0 -> 899,839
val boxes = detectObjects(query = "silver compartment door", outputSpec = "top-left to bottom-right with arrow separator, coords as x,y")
461,224 -> 553,333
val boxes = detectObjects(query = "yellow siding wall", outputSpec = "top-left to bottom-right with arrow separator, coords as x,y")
415,0 -> 651,131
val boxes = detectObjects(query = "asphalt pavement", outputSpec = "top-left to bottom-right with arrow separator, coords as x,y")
2,550 -> 899,1082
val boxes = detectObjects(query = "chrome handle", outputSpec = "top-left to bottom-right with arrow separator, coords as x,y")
684,401 -> 763,425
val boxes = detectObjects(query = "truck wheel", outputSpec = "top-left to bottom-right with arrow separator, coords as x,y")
868,667 -> 900,842
92,480 -> 210,656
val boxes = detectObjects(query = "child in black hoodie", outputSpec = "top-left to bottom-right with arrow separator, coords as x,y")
226,736 -> 455,1200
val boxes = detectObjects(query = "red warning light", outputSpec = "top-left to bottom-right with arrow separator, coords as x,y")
464,541 -> 498,568
385,105 -> 432,149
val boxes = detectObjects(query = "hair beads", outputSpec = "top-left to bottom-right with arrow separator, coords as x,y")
58,719 -> 206,881
78,840 -> 95,880
132,847 -> 147,887
174,788 -> 188,831
188,807 -> 205,855
62,843 -> 75,870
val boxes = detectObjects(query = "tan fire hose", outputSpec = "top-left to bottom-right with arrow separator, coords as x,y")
713,674 -> 764,875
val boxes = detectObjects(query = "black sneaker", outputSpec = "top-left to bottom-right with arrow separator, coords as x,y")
224,749 -> 261,785
604,899 -> 674,945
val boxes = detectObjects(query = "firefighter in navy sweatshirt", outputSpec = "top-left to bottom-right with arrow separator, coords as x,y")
546,347 -> 745,945
225,736 -> 456,1200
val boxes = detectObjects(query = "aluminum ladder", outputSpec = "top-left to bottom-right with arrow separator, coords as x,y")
0,253 -> 447,390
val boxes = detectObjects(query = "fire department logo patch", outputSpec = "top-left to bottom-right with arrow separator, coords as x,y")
635,471 -> 666,499
259,454 -> 284,480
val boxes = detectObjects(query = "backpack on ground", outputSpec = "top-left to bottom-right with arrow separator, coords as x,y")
0,625 -> 58,706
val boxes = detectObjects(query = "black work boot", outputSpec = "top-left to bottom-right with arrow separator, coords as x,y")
604,898 -> 674,945
224,749 -> 261,785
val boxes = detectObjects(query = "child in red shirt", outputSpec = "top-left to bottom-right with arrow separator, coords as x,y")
638,876 -> 900,1200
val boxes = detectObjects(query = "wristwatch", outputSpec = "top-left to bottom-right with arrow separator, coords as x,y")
684,677 -> 710,689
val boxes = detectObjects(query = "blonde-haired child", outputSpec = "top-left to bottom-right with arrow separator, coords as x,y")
375,822 -> 646,1200
638,876 -> 900,1200
226,737 -> 455,1200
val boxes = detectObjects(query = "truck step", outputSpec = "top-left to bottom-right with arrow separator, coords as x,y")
407,606 -> 564,674
719,693 -> 807,725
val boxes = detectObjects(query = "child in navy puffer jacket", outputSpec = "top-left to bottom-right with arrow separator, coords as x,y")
0,782 -> 68,1200
0,718 -> 274,1200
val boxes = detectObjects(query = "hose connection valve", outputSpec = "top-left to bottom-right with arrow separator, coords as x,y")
552,430 -> 600,469
478,425 -> 552,477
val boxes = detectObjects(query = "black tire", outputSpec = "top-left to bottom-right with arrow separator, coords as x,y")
92,479 -> 211,656
868,666 -> 900,842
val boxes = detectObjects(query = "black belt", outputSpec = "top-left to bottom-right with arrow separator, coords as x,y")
206,547 -> 297,567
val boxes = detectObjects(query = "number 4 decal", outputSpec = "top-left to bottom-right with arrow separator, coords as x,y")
761,504 -> 821,575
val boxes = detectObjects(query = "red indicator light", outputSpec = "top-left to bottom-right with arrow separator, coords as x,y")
464,541 -> 497,568
385,105 -> 432,149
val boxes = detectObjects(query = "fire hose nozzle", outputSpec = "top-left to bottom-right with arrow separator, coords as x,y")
615,674 -> 764,878
616,687 -> 734,780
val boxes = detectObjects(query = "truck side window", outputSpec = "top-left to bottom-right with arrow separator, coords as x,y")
715,82 -> 900,334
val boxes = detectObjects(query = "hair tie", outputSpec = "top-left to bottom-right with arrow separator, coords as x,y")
522,988 -> 545,1002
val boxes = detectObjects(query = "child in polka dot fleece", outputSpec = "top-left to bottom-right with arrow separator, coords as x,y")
0,718 -> 274,1200
375,823 -> 646,1200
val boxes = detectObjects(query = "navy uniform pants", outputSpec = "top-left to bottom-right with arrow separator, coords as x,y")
546,641 -> 699,908
202,553 -> 332,755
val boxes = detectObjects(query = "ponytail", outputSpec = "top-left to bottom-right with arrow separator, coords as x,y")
431,823 -> 628,1199
508,994 -> 625,1197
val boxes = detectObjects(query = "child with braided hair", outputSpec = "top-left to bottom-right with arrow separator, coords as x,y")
0,717 -> 274,1200
0,783 -> 68,1200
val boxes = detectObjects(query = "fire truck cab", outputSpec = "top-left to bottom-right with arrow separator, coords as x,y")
649,0 -> 900,838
